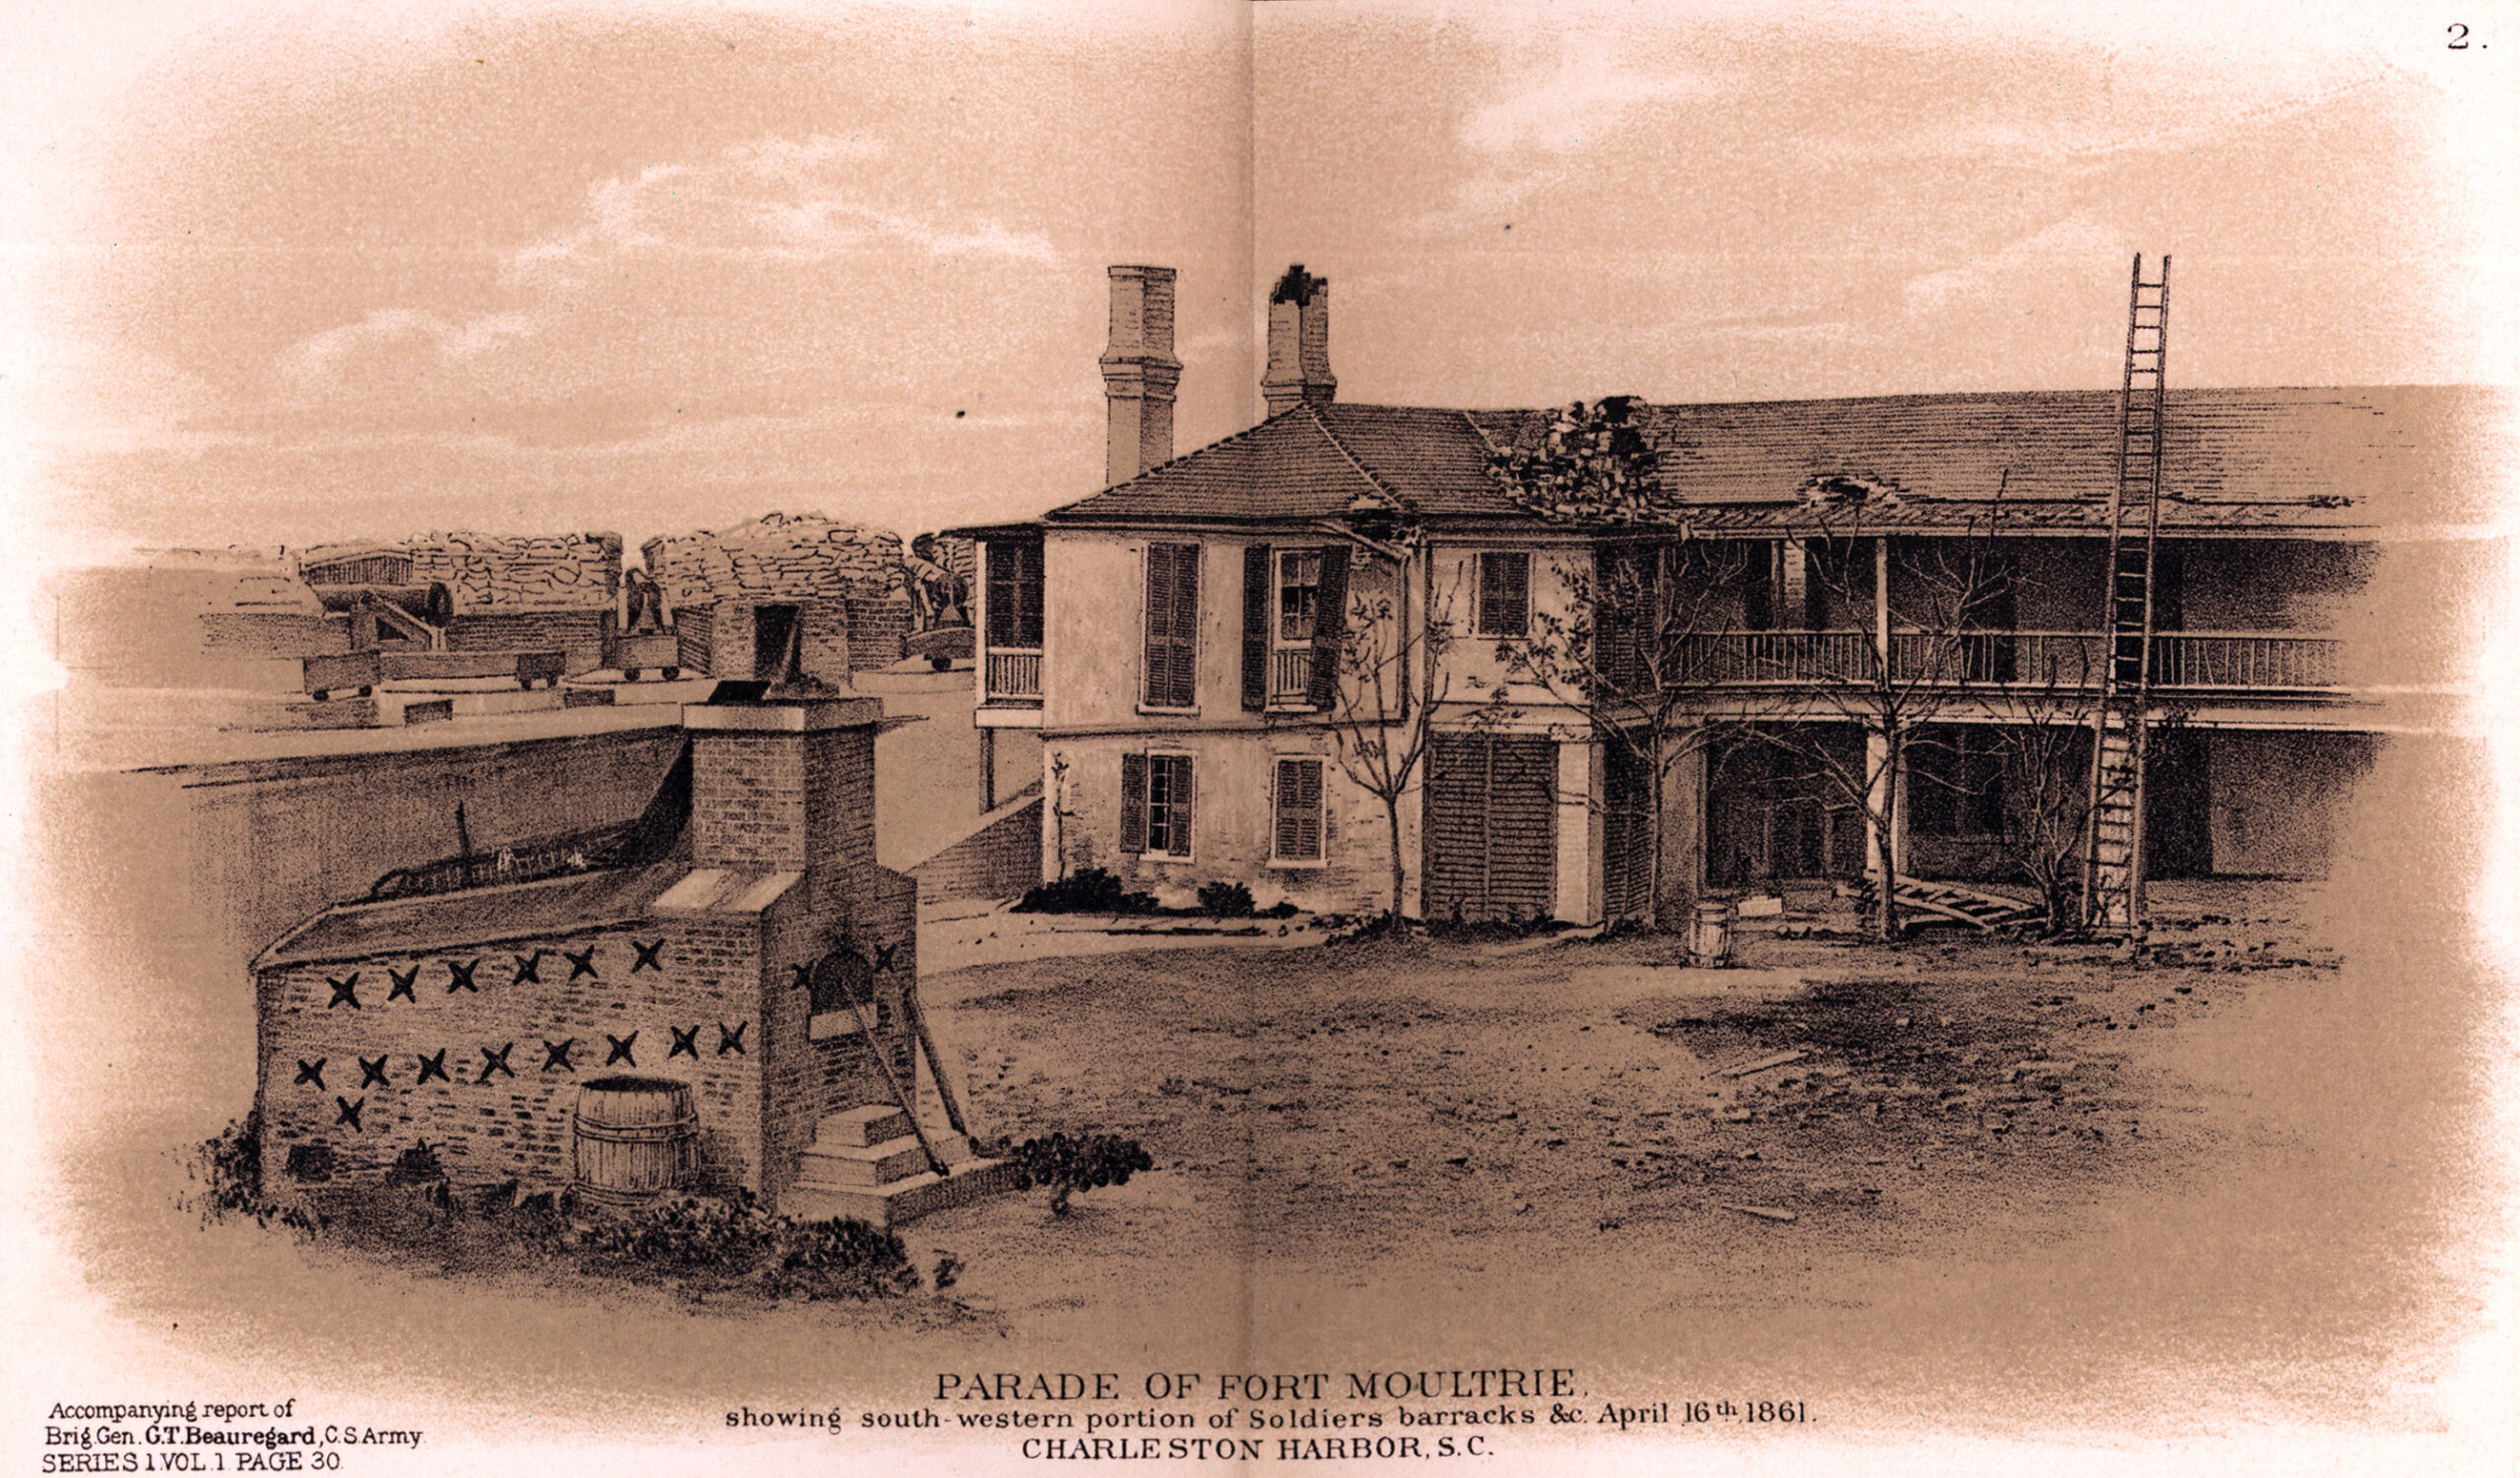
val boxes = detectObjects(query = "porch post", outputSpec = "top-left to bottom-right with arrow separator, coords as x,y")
1553,735 -> 1603,926
1867,538 -> 1894,879
1864,730 -> 1892,877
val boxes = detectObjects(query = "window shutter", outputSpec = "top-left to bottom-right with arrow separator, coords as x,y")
1167,755 -> 1194,855
1275,758 -> 1323,861
1144,544 -> 1200,708
1496,552 -> 1530,634
1241,544 -> 1271,712
1479,551 -> 1529,636
1142,548 -> 1173,705
1120,752 -> 1147,854
1307,546 -> 1349,709
1168,546 -> 1200,706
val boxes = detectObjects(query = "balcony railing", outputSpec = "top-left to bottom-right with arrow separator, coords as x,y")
1671,630 -> 2342,692
982,647 -> 1042,702
1270,647 -> 1314,704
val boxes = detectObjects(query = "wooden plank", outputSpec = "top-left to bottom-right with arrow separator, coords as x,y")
1721,1203 -> 1799,1224
1720,1050 -> 1808,1079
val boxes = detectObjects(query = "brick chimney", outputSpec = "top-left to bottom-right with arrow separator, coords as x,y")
682,697 -> 882,887
1101,265 -> 1181,486
1261,264 -> 1335,418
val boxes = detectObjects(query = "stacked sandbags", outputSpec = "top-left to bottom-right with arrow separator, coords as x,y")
639,513 -> 910,609
403,532 -> 624,611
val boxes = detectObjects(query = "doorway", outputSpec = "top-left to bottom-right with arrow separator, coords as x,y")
752,604 -> 801,682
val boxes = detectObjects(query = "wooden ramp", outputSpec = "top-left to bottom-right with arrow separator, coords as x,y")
1858,873 -> 2044,932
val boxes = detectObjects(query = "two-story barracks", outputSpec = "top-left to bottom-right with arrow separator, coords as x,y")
958,262 -> 2478,927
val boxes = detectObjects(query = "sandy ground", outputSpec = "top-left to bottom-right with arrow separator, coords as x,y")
23,872 -> 2505,1455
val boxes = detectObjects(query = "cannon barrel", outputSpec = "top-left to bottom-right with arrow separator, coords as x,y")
313,582 -> 456,626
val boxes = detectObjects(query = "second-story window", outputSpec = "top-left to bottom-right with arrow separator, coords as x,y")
1143,542 -> 1201,708
1477,551 -> 1532,638
1278,550 -> 1320,643
1273,549 -> 1321,703
983,540 -> 1044,650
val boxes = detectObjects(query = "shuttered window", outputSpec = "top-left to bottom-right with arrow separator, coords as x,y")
983,539 -> 1044,649
1477,551 -> 1532,637
1122,751 -> 1194,859
1143,543 -> 1201,708
1423,732 -> 1556,922
1272,757 -> 1325,863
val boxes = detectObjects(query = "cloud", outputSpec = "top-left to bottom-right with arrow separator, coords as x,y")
1902,216 -> 2130,316
1462,39 -> 1720,155
274,129 -> 1065,405
280,309 -> 537,390
498,131 -> 1054,291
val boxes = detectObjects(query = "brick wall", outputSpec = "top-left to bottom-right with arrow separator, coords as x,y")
799,601 -> 852,687
253,875 -> 920,1208
911,796 -> 1043,902
443,610 -> 610,672
199,611 -> 352,659
845,596 -> 914,671
675,607 -> 717,675
254,916 -> 773,1195
803,727 -> 879,888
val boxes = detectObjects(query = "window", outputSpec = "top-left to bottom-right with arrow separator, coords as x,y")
1277,550 -> 1320,643
1477,551 -> 1531,637
1272,757 -> 1325,863
1272,549 -> 1321,702
983,540 -> 1044,649
1121,752 -> 1194,859
1143,543 -> 1201,708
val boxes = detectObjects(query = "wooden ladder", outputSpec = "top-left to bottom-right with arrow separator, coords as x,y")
2085,254 -> 2171,933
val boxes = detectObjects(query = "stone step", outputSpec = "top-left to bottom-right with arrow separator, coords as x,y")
796,1134 -> 932,1188
783,1158 -> 1023,1230
814,1103 -> 914,1149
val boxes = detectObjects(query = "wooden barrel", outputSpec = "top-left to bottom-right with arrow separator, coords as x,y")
572,1076 -> 697,1209
1688,899 -> 1733,966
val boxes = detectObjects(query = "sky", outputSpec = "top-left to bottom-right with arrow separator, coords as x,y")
1,0 -> 2511,566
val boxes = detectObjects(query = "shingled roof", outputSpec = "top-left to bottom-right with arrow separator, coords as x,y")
1040,386 -> 2499,534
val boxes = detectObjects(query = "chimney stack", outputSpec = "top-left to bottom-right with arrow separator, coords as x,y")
1262,264 -> 1335,418
1101,265 -> 1181,486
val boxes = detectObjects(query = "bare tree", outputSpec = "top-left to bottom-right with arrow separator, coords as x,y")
1741,481 -> 2022,940
1981,660 -> 2104,932
1315,538 -> 1466,925
1499,539 -> 1752,930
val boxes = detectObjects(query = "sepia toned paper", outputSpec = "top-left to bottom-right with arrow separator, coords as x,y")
4,2 -> 2514,1474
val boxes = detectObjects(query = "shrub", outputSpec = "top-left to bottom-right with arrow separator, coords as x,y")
582,1193 -> 921,1300
581,1192 -> 784,1270
763,1217 -> 920,1302
1197,880 -> 1255,918
192,1113 -> 267,1219
386,1140 -> 446,1186
1014,868 -> 1157,915
1008,1132 -> 1156,1217
186,1112 -> 322,1234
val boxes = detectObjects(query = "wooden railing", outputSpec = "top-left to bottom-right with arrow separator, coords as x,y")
1671,630 -> 2341,691
2150,632 -> 2339,689
983,647 -> 1042,701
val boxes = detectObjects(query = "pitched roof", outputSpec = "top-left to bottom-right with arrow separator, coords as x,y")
254,863 -> 689,970
1038,386 -> 2502,534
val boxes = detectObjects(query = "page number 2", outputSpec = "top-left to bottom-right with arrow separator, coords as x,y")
2446,22 -> 2476,47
